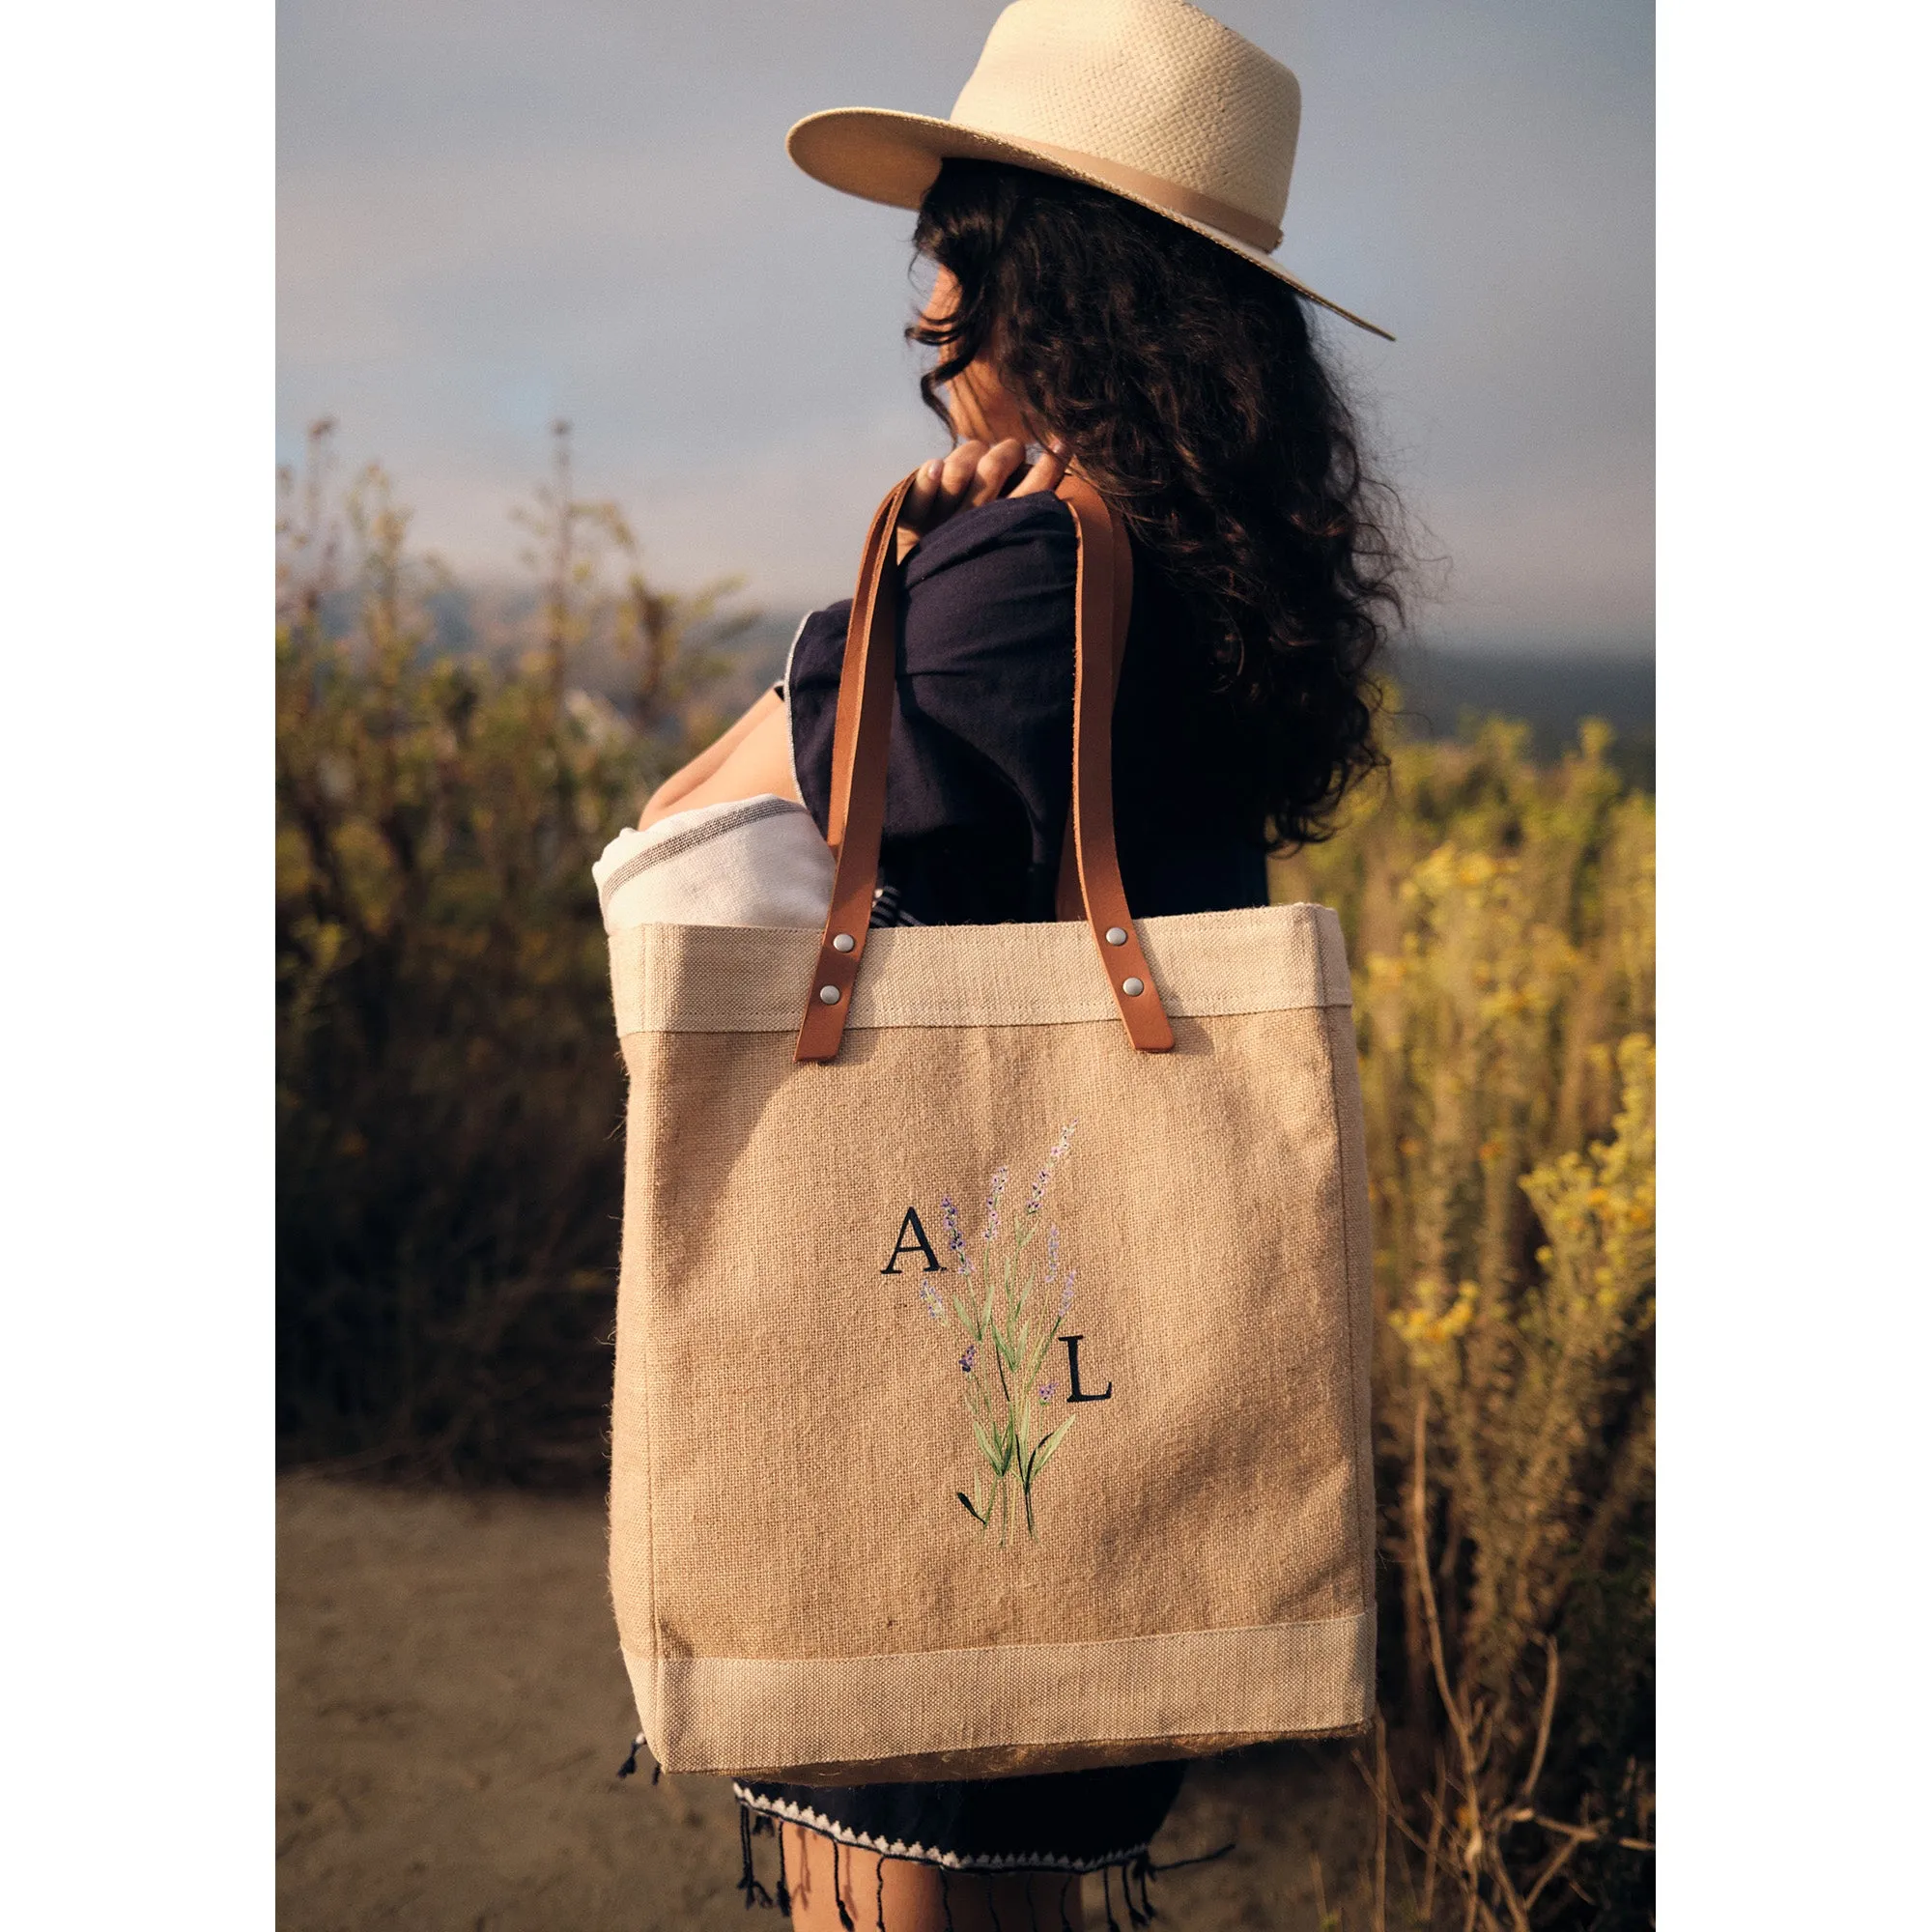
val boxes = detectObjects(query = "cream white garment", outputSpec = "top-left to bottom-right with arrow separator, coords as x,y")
592,794 -> 835,934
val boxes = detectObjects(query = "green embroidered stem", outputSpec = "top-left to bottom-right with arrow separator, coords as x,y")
924,1123 -> 1082,1542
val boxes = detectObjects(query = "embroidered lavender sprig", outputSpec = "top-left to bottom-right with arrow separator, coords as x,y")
1024,1121 -> 1079,1217
941,1194 -> 972,1274
980,1167 -> 1009,1247
935,1128 -> 1087,1545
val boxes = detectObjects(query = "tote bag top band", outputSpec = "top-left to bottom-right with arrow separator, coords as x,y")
611,902 -> 1351,1039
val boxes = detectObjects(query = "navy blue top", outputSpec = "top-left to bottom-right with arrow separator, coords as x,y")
784,493 -> 1267,925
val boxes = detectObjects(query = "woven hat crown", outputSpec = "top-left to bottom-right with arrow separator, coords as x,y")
951,0 -> 1301,242
783,0 -> 1390,337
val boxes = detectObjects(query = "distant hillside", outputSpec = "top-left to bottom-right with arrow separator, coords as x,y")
1387,646 -> 1654,784
360,580 -> 1654,784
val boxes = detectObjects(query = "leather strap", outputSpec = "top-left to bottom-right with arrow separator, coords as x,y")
823,479 -> 910,856
795,470 -> 1174,1062
1054,495 -> 1131,922
1055,472 -> 1173,1051
794,474 -> 916,1062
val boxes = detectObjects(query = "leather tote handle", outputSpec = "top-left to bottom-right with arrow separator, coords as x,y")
1052,483 -> 1133,923
794,470 -> 1175,1063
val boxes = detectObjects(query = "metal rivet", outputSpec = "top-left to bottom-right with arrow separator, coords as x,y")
831,932 -> 855,953
1122,977 -> 1145,998
818,984 -> 840,1005
1105,926 -> 1128,947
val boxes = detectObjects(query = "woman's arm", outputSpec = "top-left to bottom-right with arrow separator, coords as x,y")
639,438 -> 1063,833
639,688 -> 801,830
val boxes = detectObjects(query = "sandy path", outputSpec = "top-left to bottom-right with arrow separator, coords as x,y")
278,1478 -> 1371,1930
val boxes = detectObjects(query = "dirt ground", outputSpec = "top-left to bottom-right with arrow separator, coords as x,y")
277,1478 -> 1378,1930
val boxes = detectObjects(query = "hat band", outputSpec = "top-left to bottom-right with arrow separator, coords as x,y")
980,132 -> 1285,254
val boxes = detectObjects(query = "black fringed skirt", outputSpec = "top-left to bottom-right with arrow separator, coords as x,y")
735,1761 -> 1184,1873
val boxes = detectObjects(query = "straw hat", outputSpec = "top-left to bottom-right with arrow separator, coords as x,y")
787,0 -> 1391,341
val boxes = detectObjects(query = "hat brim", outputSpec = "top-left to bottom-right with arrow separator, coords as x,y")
787,106 -> 1393,344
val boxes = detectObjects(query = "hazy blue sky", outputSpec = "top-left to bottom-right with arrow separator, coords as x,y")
279,0 -> 1652,651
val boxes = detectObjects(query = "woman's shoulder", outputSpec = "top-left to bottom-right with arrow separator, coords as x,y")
905,491 -> 1074,591
788,493 -> 1076,692
905,493 -> 1076,676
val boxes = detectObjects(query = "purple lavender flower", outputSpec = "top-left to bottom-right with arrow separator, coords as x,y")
1043,1226 -> 1061,1286
959,1343 -> 978,1374
1058,1268 -> 1077,1321
940,1194 -> 972,1273
1024,1122 -> 1079,1217
1037,1380 -> 1057,1405
918,1279 -> 947,1321
980,1167 -> 1009,1246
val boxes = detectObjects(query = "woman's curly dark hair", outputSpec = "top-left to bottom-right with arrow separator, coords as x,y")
910,159 -> 1405,849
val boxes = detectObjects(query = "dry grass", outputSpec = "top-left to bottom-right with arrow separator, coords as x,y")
1275,723 -> 1655,1927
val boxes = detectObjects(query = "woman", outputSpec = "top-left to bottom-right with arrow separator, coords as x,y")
636,8 -> 1402,1926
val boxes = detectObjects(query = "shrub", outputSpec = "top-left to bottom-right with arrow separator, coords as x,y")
1275,724 -> 1656,1926
275,426 -> 742,1482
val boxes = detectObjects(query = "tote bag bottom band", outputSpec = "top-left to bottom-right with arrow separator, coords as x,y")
626,1610 -> 1373,1782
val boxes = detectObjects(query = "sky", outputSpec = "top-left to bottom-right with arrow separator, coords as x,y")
278,0 -> 1653,653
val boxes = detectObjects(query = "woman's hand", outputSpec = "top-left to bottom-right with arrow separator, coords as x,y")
901,438 -> 1065,538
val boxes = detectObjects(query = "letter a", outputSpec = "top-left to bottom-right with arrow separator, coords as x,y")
881,1206 -> 944,1275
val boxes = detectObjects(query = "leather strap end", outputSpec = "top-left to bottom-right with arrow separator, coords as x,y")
793,936 -> 865,1063
1099,929 -> 1175,1051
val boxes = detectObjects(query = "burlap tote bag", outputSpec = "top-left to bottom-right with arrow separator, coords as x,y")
607,471 -> 1375,1782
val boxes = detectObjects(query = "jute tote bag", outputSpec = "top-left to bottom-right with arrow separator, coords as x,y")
607,470 -> 1375,1782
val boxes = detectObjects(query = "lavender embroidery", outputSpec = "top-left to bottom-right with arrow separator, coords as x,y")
1025,1121 -> 1078,1217
940,1194 -> 972,1274
980,1167 -> 1009,1248
919,1122 -> 1084,1545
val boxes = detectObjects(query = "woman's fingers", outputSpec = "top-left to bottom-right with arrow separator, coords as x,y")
901,437 -> 1038,539
1009,440 -> 1067,497
905,440 -> 988,535
968,439 -> 1027,507
937,440 -> 988,503
903,446 -> 978,535
903,456 -> 944,531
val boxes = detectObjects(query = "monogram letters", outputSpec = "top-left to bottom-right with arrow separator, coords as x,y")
880,1206 -> 944,1275
1061,1333 -> 1114,1403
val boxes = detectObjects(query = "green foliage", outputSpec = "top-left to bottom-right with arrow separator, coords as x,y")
1276,720 -> 1656,1927
275,427 -> 742,1482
